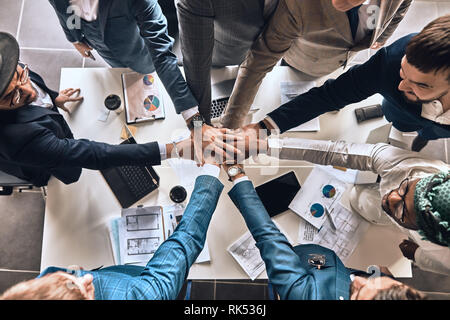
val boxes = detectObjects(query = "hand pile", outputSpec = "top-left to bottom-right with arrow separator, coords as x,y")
173,122 -> 270,166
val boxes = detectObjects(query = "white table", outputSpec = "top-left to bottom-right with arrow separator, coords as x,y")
40,66 -> 411,279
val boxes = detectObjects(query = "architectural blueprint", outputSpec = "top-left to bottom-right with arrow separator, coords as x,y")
119,206 -> 165,265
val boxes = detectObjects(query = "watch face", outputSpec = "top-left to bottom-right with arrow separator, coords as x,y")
228,166 -> 239,177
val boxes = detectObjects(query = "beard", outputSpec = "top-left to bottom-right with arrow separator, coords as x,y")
401,91 -> 435,106
401,89 -> 449,106
21,87 -> 38,106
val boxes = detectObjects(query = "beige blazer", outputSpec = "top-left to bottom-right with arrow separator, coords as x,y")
222,0 -> 412,128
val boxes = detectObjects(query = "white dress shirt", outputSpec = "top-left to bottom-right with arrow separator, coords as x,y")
30,81 -> 54,109
267,137 -> 450,275
421,100 -> 450,125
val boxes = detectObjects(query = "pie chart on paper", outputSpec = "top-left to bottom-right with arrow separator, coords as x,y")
310,203 -> 325,218
143,95 -> 160,112
322,184 -> 337,198
143,74 -> 154,86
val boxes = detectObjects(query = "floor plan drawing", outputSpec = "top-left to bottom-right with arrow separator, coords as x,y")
127,237 -> 160,255
126,214 -> 159,231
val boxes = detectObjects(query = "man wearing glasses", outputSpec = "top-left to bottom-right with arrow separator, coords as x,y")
236,135 -> 450,275
0,32 -> 232,187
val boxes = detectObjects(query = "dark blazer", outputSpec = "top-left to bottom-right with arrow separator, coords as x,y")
48,0 -> 198,114
0,70 -> 161,187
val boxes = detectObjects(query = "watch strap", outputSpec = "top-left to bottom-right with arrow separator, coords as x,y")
258,120 -> 272,136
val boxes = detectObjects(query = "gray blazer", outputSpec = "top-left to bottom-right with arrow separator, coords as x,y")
222,0 -> 412,128
175,0 -> 277,123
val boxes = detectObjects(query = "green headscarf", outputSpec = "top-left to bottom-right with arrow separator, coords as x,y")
414,171 -> 450,247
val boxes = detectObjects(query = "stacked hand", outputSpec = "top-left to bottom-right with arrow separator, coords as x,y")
170,118 -> 271,166
191,123 -> 243,166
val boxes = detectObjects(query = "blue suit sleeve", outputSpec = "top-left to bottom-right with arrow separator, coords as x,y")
131,175 -> 223,299
130,0 -> 198,113
228,180 -> 317,300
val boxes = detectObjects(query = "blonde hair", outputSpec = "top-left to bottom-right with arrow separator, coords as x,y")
0,272 -> 87,300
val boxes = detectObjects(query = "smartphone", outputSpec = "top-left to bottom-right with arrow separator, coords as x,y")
255,171 -> 301,218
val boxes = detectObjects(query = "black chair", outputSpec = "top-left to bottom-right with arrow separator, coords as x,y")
0,171 -> 34,196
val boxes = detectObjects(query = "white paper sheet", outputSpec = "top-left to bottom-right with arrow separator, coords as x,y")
297,203 -> 370,263
289,167 -> 349,229
280,81 -> 320,132
228,231 -> 266,280
119,206 -> 165,265
167,158 -> 204,189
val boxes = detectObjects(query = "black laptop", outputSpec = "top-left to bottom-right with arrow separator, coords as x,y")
100,136 -> 160,208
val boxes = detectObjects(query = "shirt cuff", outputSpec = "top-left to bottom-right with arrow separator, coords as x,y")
264,116 -> 281,135
233,176 -> 249,186
158,143 -> 167,161
181,106 -> 200,121
200,164 -> 220,178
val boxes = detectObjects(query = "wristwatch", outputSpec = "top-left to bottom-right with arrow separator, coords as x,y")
187,114 -> 205,130
227,165 -> 245,182
258,120 -> 272,136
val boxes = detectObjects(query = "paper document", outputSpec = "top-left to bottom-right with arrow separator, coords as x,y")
228,231 -> 265,280
167,158 -> 205,189
298,203 -> 370,263
280,81 -> 320,132
122,72 -> 165,124
289,166 -> 349,229
119,206 -> 166,265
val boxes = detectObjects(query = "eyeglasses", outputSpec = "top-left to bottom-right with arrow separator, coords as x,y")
387,178 -> 410,223
9,64 -> 29,107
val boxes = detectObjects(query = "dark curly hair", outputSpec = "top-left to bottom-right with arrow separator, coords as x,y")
372,284 -> 427,300
406,14 -> 450,82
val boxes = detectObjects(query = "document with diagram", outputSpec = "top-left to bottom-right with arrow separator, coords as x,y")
118,205 -> 166,265
109,204 -> 211,266
289,166 -> 349,229
228,231 -> 266,280
297,203 -> 370,263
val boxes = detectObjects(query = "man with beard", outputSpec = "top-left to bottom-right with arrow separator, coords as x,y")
239,15 -> 450,152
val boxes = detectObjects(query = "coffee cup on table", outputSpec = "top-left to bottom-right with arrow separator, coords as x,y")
104,94 -> 123,114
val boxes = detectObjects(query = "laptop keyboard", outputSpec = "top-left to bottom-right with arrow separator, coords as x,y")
118,165 -> 157,200
211,97 -> 229,119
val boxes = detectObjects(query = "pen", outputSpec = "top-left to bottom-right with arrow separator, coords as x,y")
325,208 -> 337,231
85,50 -> 96,61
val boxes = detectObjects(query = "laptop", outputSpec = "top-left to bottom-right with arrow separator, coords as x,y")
100,126 -> 160,208
210,78 -> 260,122
210,78 -> 236,120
